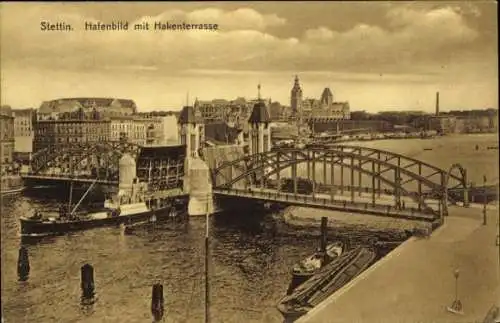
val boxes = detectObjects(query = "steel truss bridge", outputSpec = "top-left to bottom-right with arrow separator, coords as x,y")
211,145 -> 469,222
23,141 -> 143,185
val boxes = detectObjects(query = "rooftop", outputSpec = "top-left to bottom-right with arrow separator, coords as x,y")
248,100 -> 270,124
178,106 -> 202,124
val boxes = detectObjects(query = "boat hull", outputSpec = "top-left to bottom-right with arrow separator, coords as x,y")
20,206 -> 176,237
278,247 -> 376,320
1,186 -> 25,196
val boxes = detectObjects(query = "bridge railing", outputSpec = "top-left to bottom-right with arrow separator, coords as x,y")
264,181 -> 439,198
214,187 -> 437,220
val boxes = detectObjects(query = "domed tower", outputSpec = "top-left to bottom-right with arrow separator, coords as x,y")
248,84 -> 271,156
291,75 -> 303,118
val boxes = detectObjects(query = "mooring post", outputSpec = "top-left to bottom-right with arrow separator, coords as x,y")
151,283 -> 164,321
320,216 -> 328,263
81,264 -> 95,300
17,246 -> 30,281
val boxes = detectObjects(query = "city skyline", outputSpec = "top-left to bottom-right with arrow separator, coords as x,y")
1,2 -> 498,112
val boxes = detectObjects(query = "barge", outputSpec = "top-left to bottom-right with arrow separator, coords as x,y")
278,247 -> 376,321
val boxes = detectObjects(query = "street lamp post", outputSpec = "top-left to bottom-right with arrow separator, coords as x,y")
447,269 -> 464,315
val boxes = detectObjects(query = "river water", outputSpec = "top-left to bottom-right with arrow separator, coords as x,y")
1,134 -> 498,323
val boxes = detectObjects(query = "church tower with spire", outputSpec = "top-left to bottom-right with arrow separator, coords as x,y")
290,75 -> 303,119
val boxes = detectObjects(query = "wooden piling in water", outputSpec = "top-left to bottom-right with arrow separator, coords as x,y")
151,283 -> 164,321
81,264 -> 95,300
17,246 -> 30,281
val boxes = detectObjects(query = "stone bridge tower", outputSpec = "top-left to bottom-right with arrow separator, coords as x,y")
248,84 -> 271,156
178,105 -> 204,158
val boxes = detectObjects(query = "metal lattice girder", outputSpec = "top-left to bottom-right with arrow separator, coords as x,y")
212,145 -> 469,216
31,141 -> 141,180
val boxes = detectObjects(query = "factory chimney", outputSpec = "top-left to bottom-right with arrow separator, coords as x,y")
435,92 -> 440,116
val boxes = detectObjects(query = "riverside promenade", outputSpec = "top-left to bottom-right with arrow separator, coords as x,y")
296,203 -> 500,323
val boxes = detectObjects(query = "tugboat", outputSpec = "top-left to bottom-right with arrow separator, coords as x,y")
20,193 -> 185,237
292,242 -> 343,279
20,153 -> 188,237
288,217 -> 344,292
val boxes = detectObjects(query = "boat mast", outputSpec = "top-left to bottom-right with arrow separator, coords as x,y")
68,159 -> 74,212
205,194 -> 210,323
70,179 -> 98,215
68,180 -> 74,212
148,159 -> 152,185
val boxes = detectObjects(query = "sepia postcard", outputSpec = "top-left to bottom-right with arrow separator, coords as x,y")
1,2 -> 498,323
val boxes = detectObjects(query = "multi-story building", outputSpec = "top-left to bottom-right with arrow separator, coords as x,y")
109,115 -> 173,146
37,97 -> 137,120
109,116 -> 138,143
0,106 -> 15,174
33,119 -> 111,152
12,108 -> 35,161
193,97 -> 256,127
290,75 -> 350,121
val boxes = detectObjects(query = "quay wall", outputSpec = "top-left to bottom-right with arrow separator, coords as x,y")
295,206 -> 499,323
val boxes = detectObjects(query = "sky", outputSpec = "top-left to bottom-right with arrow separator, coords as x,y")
0,2 -> 498,112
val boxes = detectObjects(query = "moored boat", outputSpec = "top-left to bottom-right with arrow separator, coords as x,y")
20,171 -> 188,237
278,247 -> 376,320
292,242 -> 343,279
20,201 -> 183,237
287,241 -> 344,294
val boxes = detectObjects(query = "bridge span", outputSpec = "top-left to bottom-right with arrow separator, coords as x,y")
210,145 -> 470,220
22,141 -> 472,223
214,187 -> 438,223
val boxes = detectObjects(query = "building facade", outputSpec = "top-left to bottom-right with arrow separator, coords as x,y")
193,97 -> 258,127
289,76 -> 350,121
33,119 -> 111,152
12,108 -> 34,160
109,116 -> 139,143
37,97 -> 137,120
0,106 -> 15,175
